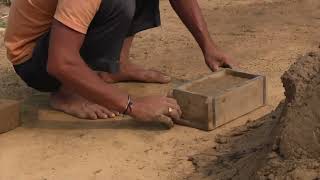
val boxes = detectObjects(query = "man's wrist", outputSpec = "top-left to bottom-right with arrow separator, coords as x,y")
201,40 -> 219,55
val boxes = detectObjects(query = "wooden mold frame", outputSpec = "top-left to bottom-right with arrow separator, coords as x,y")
173,69 -> 267,131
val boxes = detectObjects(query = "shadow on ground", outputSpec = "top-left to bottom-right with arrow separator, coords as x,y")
20,87 -> 176,131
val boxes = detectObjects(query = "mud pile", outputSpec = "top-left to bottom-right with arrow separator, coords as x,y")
188,52 -> 320,180
279,51 -> 320,160
258,51 -> 320,179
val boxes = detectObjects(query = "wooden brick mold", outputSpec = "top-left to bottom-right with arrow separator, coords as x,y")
173,69 -> 267,131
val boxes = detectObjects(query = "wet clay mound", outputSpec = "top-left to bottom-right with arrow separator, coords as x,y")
187,107 -> 283,180
279,52 -> 320,160
187,52 -> 320,180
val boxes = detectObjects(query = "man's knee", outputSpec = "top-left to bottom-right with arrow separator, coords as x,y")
111,0 -> 136,24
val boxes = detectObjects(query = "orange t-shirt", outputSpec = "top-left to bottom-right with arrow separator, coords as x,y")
4,0 -> 102,65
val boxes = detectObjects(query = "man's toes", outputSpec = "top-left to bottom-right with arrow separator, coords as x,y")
94,109 -> 109,119
113,111 -> 120,116
73,109 -> 95,120
93,105 -> 117,118
77,112 -> 89,119
101,108 -> 117,118
83,109 -> 98,120
143,70 -> 171,83
88,112 -> 98,120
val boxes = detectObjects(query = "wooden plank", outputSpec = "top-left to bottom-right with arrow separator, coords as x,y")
0,99 -> 21,133
263,76 -> 268,104
214,77 -> 265,127
173,89 -> 211,130
174,118 -> 211,131
225,69 -> 259,79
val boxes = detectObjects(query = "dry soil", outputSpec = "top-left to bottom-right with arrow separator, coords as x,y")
0,0 -> 320,179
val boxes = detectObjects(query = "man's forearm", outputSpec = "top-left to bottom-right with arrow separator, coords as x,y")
169,0 -> 217,53
48,55 -> 128,113
48,20 -> 128,113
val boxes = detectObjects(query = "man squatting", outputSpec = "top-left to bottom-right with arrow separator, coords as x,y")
5,0 -> 236,123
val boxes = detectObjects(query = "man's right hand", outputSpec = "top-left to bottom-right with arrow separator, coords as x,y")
129,96 -> 182,123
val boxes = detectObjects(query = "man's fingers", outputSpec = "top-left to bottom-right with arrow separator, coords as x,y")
213,66 -> 220,72
166,97 -> 178,105
155,115 -> 174,129
167,103 -> 182,116
166,98 -> 182,116
167,90 -> 174,98
164,107 -> 181,121
209,61 -> 220,72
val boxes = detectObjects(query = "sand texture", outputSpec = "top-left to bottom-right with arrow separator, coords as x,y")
279,52 -> 320,160
186,74 -> 249,96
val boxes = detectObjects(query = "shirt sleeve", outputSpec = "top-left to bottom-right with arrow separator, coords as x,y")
54,0 -> 101,34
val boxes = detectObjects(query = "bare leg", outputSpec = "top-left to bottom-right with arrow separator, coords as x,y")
98,36 -> 171,83
49,36 -> 169,120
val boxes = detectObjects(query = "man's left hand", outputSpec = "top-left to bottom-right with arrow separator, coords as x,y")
204,49 -> 239,72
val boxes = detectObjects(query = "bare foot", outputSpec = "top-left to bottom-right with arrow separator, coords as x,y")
50,89 -> 119,120
98,62 -> 171,84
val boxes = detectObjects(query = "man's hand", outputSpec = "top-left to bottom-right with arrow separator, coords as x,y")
129,96 -> 182,123
204,48 -> 238,72
170,0 -> 239,72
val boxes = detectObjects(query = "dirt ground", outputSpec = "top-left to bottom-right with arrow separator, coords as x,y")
0,0 -> 319,179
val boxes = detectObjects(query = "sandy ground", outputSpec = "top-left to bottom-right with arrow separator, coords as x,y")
0,0 -> 319,179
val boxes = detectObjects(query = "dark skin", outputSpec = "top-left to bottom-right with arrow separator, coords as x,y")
48,20 -> 182,122
47,0 -> 237,123
170,0 -> 237,71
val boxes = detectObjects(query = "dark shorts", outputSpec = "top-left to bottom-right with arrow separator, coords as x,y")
14,0 -> 160,92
